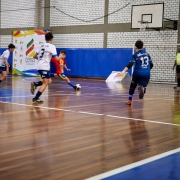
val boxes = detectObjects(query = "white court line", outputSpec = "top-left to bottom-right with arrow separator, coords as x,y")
0,101 -> 179,127
0,94 -> 73,98
78,111 -> 104,116
0,101 -> 75,112
107,115 -> 180,127
164,99 -> 174,101
85,147 -> 180,180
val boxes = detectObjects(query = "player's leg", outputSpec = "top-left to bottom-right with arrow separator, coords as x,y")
177,73 -> 180,88
174,65 -> 180,89
126,77 -> 138,105
138,78 -> 150,99
32,70 -> 51,103
31,81 -> 43,95
30,70 -> 43,94
0,67 -> 7,81
59,73 -> 77,90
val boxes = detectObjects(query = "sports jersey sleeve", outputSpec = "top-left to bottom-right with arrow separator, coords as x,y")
51,57 -> 56,64
3,50 -> 10,59
50,45 -> 57,58
149,54 -> 153,69
126,54 -> 136,69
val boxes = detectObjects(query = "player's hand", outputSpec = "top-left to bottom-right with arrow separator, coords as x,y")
54,73 -> 58,77
115,72 -> 124,77
67,69 -> 71,71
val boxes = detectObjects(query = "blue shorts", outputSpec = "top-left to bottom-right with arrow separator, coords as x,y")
58,73 -> 67,80
0,66 -> 6,73
132,76 -> 149,87
38,70 -> 51,79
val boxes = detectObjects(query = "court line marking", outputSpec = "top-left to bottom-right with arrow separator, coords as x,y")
85,147 -> 180,180
0,101 -> 180,127
106,115 -> 179,126
78,111 -> 104,116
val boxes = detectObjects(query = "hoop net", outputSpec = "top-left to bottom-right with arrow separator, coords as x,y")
139,21 -> 149,32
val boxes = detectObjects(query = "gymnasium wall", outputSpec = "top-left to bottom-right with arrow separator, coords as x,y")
51,48 -> 132,78
49,0 -> 179,82
0,0 -> 179,82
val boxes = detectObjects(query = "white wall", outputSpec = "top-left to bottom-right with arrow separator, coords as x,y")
50,0 -> 105,26
1,0 -> 44,28
53,33 -> 104,48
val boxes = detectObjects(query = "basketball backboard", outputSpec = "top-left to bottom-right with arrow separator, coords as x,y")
131,3 -> 164,29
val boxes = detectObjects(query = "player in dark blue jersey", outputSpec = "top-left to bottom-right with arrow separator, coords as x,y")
118,40 -> 153,105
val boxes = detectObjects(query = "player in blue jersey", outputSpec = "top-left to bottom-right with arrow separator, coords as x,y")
117,40 -> 153,105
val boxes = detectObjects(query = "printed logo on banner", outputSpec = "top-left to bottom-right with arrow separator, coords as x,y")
25,38 -> 36,65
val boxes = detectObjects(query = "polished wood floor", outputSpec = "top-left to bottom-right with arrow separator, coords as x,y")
0,76 -> 180,180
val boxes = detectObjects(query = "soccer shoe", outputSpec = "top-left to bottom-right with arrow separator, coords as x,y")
74,86 -> 80,91
126,100 -> 132,105
32,98 -> 43,103
138,86 -> 144,99
30,82 -> 36,95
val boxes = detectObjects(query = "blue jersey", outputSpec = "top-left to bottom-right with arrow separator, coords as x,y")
130,49 -> 152,78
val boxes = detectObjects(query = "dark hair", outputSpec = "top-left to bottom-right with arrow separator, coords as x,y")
8,43 -> 15,49
135,40 -> 143,49
45,32 -> 54,41
60,50 -> 66,55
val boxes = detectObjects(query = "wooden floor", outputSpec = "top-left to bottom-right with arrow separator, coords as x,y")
0,76 -> 180,180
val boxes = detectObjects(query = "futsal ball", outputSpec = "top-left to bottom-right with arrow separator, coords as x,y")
76,84 -> 81,90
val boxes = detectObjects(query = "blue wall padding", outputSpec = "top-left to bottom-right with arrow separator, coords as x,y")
0,48 -> 132,78
51,48 -> 132,78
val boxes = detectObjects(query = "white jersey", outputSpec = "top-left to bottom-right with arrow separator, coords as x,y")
37,43 -> 57,70
0,49 -> 10,67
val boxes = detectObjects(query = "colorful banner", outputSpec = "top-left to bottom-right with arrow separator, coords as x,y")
12,30 -> 47,76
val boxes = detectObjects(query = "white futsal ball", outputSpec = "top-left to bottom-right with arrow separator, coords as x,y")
76,84 -> 81,90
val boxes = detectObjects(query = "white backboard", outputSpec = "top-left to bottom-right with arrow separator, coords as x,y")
131,3 -> 164,29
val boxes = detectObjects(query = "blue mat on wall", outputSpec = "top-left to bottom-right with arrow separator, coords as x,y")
1,48 -> 132,78
51,48 -> 132,78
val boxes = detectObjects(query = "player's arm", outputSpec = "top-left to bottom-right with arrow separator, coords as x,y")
64,60 -> 70,71
4,58 -> 9,74
50,45 -> 60,61
116,60 -> 134,77
149,55 -> 153,70
33,54 -> 38,59
173,60 -> 176,70
54,56 -> 61,61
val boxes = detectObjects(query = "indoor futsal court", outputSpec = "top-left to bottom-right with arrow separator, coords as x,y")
0,0 -> 180,180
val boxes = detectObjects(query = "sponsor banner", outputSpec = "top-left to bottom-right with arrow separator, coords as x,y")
13,30 -> 47,76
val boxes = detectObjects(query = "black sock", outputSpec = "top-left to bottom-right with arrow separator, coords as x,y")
0,80 -> 2,83
34,91 -> 42,99
34,81 -> 43,87
178,78 -> 180,86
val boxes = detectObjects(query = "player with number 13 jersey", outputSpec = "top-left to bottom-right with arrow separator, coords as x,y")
117,40 -> 153,105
